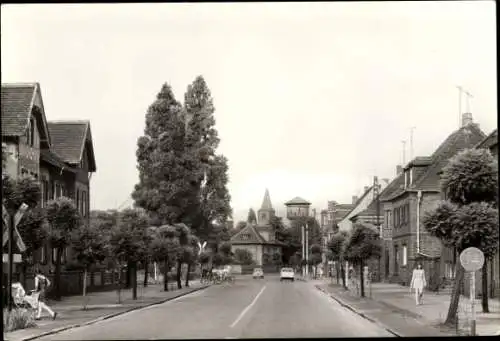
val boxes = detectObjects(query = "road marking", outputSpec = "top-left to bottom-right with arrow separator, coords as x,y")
230,285 -> 266,328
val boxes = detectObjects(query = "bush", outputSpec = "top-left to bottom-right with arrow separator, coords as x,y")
3,308 -> 37,332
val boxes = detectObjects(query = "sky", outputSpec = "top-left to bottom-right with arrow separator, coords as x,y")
1,2 -> 497,223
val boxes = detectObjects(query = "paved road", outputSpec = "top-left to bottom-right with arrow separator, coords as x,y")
39,275 -> 393,339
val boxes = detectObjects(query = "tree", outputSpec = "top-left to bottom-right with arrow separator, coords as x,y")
247,208 -> 257,224
2,174 -> 46,287
310,244 -> 323,278
172,223 -> 192,289
342,223 -> 381,297
197,155 -> 232,241
150,225 -> 179,291
234,249 -> 254,265
109,208 -> 149,300
217,241 -> 234,266
132,83 -> 194,226
423,148 -> 498,322
46,197 -> 82,300
89,210 -> 120,270
184,234 -> 200,287
71,222 -> 107,309
328,231 -> 349,287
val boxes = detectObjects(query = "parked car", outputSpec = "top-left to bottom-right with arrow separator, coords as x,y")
252,267 -> 264,279
280,267 -> 295,282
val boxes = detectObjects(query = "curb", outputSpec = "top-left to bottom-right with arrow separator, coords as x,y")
314,285 -> 401,337
19,285 -> 210,341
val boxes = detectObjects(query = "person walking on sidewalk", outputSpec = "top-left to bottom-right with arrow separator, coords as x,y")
410,263 -> 427,305
34,268 -> 57,320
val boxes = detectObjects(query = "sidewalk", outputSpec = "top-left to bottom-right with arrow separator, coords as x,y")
4,280 -> 209,341
315,279 -> 500,337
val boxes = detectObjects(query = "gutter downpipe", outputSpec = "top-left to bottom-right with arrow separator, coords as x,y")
417,190 -> 422,254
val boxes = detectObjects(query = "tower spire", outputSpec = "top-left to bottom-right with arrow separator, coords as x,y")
261,188 -> 273,210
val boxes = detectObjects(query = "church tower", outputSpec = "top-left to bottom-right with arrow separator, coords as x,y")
258,188 -> 275,226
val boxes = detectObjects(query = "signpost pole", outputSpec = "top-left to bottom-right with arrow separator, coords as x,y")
470,271 -> 476,336
8,213 -> 14,311
459,247 -> 484,337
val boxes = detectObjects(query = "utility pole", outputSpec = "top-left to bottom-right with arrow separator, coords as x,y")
305,223 -> 309,277
302,225 -> 305,277
409,127 -> 416,161
464,90 -> 473,113
456,86 -> 463,128
401,140 -> 407,166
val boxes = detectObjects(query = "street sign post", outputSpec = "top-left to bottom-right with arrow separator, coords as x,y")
460,247 -> 485,336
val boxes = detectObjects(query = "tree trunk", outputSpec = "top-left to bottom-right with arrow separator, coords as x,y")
444,263 -> 465,326
481,261 -> 489,313
125,260 -> 132,289
117,266 -> 122,304
143,259 -> 149,288
54,247 -> 62,300
336,262 -> 340,285
132,261 -> 137,300
176,259 -> 182,290
82,267 -> 88,310
360,261 -> 365,298
163,258 -> 169,292
185,263 -> 191,287
340,264 -> 346,288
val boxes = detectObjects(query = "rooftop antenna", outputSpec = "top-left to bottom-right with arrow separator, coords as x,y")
410,127 -> 416,161
464,89 -> 473,113
456,86 -> 463,128
401,140 -> 407,166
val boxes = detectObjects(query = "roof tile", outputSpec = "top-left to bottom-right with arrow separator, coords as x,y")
47,121 -> 89,164
1,84 -> 36,136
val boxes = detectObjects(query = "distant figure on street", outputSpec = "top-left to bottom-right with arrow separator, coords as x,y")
410,263 -> 427,305
34,268 -> 57,320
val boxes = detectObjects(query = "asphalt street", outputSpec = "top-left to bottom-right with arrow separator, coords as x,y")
38,275 -> 393,339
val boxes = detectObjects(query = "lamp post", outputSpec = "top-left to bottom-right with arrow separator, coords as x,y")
305,223 -> 309,278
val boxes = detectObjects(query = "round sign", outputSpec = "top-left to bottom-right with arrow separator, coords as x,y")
460,247 -> 485,272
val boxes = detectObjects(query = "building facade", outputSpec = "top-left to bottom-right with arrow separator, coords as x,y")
379,114 -> 486,288
2,83 -> 97,271
230,189 -> 284,269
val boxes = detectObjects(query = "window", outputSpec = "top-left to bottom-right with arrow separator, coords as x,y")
402,245 -> 407,266
30,117 -> 35,147
410,168 -> 413,185
82,191 -> 87,217
242,234 -> 250,240
76,189 -> 80,213
41,244 -> 48,264
401,205 -> 406,225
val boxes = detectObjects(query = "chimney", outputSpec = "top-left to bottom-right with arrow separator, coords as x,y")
396,165 -> 403,175
352,196 -> 358,204
462,112 -> 473,127
364,186 -> 369,193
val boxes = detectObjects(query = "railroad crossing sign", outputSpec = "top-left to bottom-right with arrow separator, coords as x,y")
2,204 -> 28,253
197,241 -> 207,255
460,247 -> 485,272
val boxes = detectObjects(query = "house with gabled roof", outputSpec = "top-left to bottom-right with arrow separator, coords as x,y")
475,128 -> 499,298
379,113 -> 486,287
230,189 -> 285,269
338,180 -> 389,232
2,83 -> 97,270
